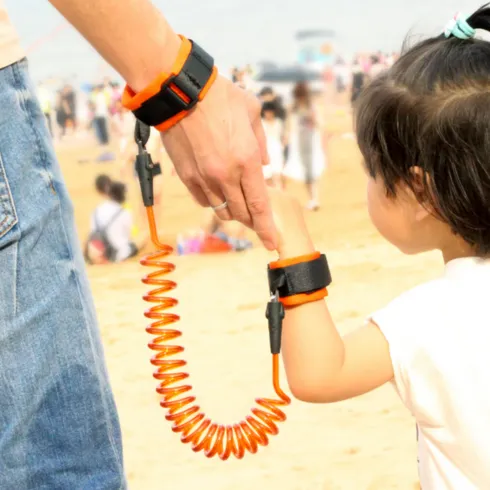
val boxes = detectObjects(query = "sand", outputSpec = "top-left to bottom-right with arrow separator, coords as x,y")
58,108 -> 440,489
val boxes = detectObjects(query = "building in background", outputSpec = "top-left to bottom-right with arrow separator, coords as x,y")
295,29 -> 336,73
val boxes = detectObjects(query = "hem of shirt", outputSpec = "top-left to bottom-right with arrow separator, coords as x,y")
0,44 -> 26,70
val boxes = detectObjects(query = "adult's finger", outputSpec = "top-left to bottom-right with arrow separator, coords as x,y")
170,162 -> 211,208
245,92 -> 269,167
240,161 -> 277,250
252,116 -> 270,167
199,183 -> 232,221
218,147 -> 263,228
186,179 -> 212,207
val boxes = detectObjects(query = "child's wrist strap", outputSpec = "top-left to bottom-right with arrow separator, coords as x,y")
122,35 -> 218,132
267,252 -> 331,307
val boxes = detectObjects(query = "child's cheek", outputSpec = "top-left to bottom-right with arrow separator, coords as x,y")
366,178 -> 390,239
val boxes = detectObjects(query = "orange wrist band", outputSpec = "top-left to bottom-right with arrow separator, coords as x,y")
268,252 -> 331,307
122,35 -> 218,132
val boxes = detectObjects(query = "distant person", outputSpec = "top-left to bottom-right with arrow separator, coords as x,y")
234,69 -> 247,89
283,82 -> 326,210
369,54 -> 386,80
112,98 -> 135,162
258,86 -> 287,119
54,89 -> 69,137
333,56 -> 350,94
261,101 -> 284,188
92,84 -> 110,146
37,82 -> 53,136
60,84 -> 76,131
351,56 -> 365,105
95,173 -> 112,197
86,181 -> 143,264
243,64 -> 255,91
259,86 -> 289,172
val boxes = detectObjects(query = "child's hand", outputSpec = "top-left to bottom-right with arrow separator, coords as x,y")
268,188 -> 315,259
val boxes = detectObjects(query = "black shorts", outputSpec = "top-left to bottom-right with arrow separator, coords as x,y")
283,145 -> 290,162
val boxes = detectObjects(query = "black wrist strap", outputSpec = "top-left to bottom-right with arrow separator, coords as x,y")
267,254 -> 332,298
133,40 -> 214,128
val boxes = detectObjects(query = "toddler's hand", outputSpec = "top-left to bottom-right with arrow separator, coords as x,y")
268,188 -> 315,258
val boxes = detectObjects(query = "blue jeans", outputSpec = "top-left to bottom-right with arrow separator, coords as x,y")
0,59 -> 126,488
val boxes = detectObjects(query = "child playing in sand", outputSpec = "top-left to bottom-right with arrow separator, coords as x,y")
268,7 -> 490,488
86,180 -> 146,264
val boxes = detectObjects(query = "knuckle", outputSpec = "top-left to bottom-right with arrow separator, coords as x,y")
227,204 -> 249,223
247,198 -> 268,216
234,157 -> 247,172
236,149 -> 262,170
202,162 -> 227,182
179,170 -> 195,184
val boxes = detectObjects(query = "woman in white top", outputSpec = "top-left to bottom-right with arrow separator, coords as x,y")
282,82 -> 326,210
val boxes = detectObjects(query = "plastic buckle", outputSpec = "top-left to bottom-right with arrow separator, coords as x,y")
134,121 -> 162,207
266,291 -> 285,355
159,73 -> 200,113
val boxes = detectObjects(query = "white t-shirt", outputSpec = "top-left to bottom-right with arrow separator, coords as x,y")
94,92 -> 109,118
90,200 -> 133,262
262,118 -> 284,179
370,257 -> 490,489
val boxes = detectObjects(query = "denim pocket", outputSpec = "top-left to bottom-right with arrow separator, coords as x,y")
0,152 -> 18,239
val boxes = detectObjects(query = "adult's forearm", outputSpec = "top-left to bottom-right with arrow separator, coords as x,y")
49,0 -> 182,92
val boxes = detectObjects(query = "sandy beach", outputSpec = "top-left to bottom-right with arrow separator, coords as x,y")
60,108 -> 438,489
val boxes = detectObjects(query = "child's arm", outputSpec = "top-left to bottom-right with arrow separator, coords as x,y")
271,191 -> 394,403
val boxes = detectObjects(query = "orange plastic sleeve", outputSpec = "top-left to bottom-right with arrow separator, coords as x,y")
269,251 -> 328,307
269,252 -> 321,270
154,66 -> 217,132
121,35 -> 218,132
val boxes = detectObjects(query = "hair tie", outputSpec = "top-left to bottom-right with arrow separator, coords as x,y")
444,12 -> 476,40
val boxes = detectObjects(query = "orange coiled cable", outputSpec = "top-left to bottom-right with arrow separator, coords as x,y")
140,206 -> 291,460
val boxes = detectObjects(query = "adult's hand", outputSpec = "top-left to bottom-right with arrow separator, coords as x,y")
48,0 -> 277,249
160,76 -> 277,250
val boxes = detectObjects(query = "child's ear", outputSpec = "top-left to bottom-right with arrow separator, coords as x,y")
408,166 -> 426,199
406,166 -> 432,221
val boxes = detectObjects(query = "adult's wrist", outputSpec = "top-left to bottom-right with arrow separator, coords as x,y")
125,30 -> 182,93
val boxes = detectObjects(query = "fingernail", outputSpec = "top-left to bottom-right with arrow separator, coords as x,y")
264,240 -> 275,251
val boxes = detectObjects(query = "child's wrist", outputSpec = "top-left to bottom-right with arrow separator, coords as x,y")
277,237 -> 315,260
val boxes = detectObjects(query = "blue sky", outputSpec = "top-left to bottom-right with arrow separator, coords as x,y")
5,0 -> 485,82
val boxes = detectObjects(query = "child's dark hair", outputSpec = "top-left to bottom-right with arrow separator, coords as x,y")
355,4 -> 490,254
259,86 -> 274,97
261,101 -> 277,118
95,174 -> 112,194
108,181 -> 127,204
